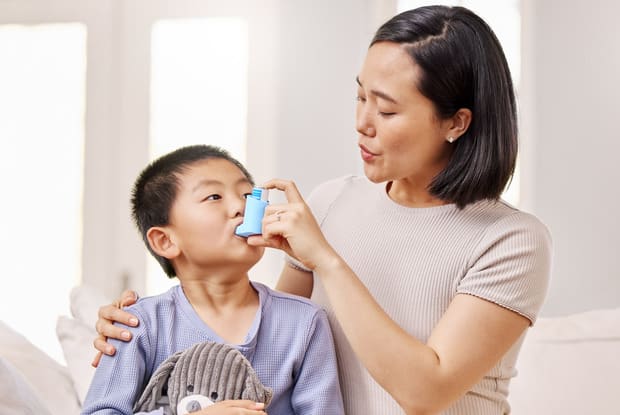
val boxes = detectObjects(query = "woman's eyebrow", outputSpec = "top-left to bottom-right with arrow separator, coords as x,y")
356,76 -> 397,104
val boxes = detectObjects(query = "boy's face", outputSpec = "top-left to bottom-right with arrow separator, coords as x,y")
165,158 -> 264,274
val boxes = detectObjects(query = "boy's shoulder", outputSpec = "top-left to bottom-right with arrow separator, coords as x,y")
124,285 -> 180,318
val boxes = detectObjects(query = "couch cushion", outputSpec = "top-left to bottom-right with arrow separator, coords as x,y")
56,284 -> 113,405
0,320 -> 80,415
0,357 -> 52,415
56,316 -> 97,405
70,284 -> 112,328
509,306 -> 620,414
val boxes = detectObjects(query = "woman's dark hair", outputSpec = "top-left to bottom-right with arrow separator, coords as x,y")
372,6 -> 517,208
131,144 -> 253,277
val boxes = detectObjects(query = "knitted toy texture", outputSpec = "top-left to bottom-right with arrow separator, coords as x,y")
134,341 -> 272,415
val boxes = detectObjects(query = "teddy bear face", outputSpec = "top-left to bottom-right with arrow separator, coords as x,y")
176,394 -> 214,415
133,341 -> 272,415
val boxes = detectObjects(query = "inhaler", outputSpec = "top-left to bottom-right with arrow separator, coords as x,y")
235,187 -> 269,237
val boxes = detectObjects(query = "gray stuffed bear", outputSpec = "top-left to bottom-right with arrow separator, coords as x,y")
133,341 -> 272,415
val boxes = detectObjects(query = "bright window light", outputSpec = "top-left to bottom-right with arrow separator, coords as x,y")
0,23 -> 86,364
147,18 -> 248,295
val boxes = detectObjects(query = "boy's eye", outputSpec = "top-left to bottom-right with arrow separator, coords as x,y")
203,194 -> 221,201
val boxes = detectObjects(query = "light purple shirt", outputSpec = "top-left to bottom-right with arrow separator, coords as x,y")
82,282 -> 343,415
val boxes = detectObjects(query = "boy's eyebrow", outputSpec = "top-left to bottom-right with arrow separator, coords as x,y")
356,76 -> 398,104
192,179 -> 220,192
192,177 -> 251,193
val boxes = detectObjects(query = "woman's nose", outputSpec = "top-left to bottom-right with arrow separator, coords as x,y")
356,107 -> 376,137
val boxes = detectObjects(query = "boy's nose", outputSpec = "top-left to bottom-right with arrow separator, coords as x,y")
232,196 -> 246,217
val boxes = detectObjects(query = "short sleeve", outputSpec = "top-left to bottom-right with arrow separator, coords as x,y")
81,308 -> 152,414
457,211 -> 552,324
290,309 -> 344,414
285,176 -> 354,272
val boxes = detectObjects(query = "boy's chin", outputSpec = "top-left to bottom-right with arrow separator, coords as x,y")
236,245 -> 264,267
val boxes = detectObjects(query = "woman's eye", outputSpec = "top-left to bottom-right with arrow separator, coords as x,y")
356,95 -> 366,102
243,193 -> 252,199
204,194 -> 221,201
379,111 -> 396,117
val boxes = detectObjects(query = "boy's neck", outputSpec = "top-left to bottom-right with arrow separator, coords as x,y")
180,274 -> 257,311
179,272 -> 260,344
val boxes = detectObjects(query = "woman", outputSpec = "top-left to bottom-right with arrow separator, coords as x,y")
94,6 -> 551,414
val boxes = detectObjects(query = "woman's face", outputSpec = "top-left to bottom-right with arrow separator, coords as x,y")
355,41 -> 454,186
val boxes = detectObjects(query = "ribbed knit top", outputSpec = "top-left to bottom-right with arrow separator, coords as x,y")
288,175 -> 552,414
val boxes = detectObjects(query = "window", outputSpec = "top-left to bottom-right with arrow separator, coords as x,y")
147,17 -> 249,295
0,23 -> 86,363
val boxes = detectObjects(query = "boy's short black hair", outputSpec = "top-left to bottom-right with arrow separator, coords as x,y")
372,6 -> 518,208
131,144 -> 253,278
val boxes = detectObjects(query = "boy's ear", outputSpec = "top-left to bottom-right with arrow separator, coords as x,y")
146,227 -> 180,259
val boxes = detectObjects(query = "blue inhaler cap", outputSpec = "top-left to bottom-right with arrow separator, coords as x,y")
235,187 -> 269,237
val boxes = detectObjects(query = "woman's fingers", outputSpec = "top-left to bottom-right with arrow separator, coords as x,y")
93,334 -> 115,354
92,296 -> 141,365
261,178 -> 304,203
97,305 -> 138,333
92,298 -> 141,362
219,400 -> 265,409
247,233 -> 285,250
119,289 -> 138,307
251,179 -> 335,270
91,351 -> 103,368
192,400 -> 266,414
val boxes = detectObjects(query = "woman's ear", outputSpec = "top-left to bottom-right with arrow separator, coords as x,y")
444,108 -> 472,143
146,227 -> 180,259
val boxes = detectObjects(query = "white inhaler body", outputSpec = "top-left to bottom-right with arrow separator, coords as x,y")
235,187 -> 269,237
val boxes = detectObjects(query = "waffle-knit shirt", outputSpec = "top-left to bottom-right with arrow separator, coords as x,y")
82,281 -> 344,415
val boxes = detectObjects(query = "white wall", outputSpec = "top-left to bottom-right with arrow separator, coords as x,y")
247,0 -> 375,195
521,0 -> 620,316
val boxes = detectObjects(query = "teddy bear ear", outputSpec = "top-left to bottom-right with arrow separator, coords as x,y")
133,350 -> 183,412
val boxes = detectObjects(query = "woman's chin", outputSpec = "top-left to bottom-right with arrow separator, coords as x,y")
363,165 -> 387,183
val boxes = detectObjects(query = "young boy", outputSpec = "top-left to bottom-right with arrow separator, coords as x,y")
81,145 -> 343,415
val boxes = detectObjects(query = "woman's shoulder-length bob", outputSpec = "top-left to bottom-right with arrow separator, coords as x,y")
372,5 -> 518,208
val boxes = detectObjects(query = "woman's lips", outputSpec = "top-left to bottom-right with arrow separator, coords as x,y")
359,144 -> 377,161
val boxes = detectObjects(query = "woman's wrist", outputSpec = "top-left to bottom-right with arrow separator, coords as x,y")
313,250 -> 348,277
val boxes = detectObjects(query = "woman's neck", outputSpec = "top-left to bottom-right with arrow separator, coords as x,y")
386,179 -> 449,208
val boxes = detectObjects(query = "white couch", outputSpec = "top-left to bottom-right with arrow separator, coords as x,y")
0,285 -> 106,415
1,286 -> 619,414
